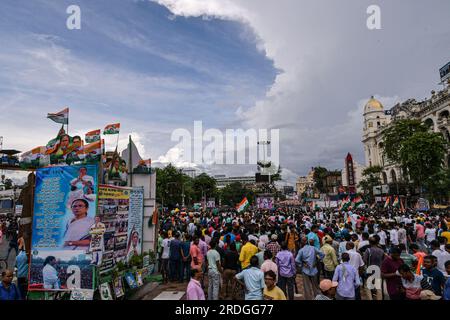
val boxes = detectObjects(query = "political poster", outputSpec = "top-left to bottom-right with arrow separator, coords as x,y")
100,282 -> 113,300
97,185 -> 130,273
29,164 -> 98,291
256,197 -> 274,209
113,276 -> 125,298
126,187 -> 144,262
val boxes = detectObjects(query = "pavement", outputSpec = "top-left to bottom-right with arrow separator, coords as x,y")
134,273 -> 310,300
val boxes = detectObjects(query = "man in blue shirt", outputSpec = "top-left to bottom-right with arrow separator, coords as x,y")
333,253 -> 361,300
0,270 -> 21,300
307,225 -> 321,249
15,249 -> 29,298
295,238 -> 324,300
422,255 -> 446,296
235,256 -> 265,300
169,232 -> 183,282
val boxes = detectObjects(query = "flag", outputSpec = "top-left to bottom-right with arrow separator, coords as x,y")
236,197 -> 249,213
152,207 -> 159,225
103,123 -> 120,135
392,196 -> 400,207
352,196 -> 364,208
339,196 -> 351,210
384,196 -> 390,208
80,140 -> 102,161
47,108 -> 69,124
85,129 -> 101,143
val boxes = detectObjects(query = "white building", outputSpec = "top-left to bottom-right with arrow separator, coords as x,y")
362,79 -> 450,184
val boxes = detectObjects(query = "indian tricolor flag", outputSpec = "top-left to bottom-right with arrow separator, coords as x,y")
392,196 -> 400,207
47,107 -> 69,124
85,129 -> 101,143
352,196 -> 364,208
384,196 -> 390,208
339,196 -> 351,210
80,140 -> 102,157
236,197 -> 249,213
103,123 -> 120,135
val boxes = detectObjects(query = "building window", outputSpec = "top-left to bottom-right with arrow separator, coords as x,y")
368,122 -> 373,128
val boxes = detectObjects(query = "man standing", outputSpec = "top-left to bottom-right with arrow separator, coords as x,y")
333,253 -> 361,300
321,235 -> 338,280
345,241 -> 364,299
295,238 -> 324,300
186,269 -> 205,300
169,232 -> 183,282
206,239 -> 223,300
263,270 -> 286,300
315,279 -> 338,300
0,270 -> 21,300
235,256 -> 265,300
276,242 -> 297,300
161,232 -> 171,284
266,234 -> 281,258
239,234 -> 258,270
381,247 -> 405,300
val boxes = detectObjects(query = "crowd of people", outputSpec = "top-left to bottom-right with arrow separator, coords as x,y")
156,205 -> 450,301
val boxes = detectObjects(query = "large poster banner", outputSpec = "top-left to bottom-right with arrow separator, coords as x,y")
29,164 -> 98,291
97,185 -> 130,273
127,188 -> 144,262
257,197 -> 274,209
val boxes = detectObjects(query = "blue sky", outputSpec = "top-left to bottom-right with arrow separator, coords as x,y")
1,0 -> 450,186
0,0 -> 276,167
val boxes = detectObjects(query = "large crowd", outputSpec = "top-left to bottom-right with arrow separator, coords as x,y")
156,206 -> 450,300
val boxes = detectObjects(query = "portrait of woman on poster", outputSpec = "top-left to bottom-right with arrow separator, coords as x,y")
42,256 -> 60,290
63,199 -> 95,250
126,229 -> 140,261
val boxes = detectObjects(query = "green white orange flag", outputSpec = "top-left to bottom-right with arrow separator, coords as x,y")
340,196 -> 351,210
392,196 -> 400,207
47,107 -> 69,124
103,123 -> 120,135
85,129 -> 101,143
352,196 -> 364,208
384,196 -> 390,208
236,197 -> 249,213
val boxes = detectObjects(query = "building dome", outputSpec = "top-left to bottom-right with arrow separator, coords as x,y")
364,96 -> 384,113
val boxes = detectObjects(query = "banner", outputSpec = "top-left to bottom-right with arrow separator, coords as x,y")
256,197 -> 274,209
98,185 -> 130,273
29,164 -> 98,291
127,188 -> 144,262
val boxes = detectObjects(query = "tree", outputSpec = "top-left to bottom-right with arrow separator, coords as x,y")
382,119 -> 427,165
155,164 -> 190,208
423,168 -> 450,203
219,182 -> 255,207
313,166 -> 328,194
358,165 -> 382,201
382,119 -> 447,194
193,173 -> 218,202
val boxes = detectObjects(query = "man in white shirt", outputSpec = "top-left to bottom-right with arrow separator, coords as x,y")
161,232 -> 171,283
389,226 -> 399,247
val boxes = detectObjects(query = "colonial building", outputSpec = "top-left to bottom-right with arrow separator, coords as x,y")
296,168 -> 315,196
362,79 -> 450,185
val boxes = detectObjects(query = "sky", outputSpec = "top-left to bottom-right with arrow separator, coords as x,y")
1,0 -> 449,186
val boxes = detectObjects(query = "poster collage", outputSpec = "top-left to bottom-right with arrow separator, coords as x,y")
28,164 -> 145,300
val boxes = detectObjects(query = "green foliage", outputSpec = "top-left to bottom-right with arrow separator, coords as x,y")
381,119 -> 447,194
147,249 -> 157,264
129,254 -> 143,268
219,182 -> 255,206
423,168 -> 450,202
193,173 -> 218,201
313,166 -> 329,193
358,165 -> 383,200
382,119 -> 427,165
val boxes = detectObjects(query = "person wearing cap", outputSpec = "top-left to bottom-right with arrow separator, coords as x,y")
315,279 -> 338,300
321,235 -> 339,280
266,234 -> 281,259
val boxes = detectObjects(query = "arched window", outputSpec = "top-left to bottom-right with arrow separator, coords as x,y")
382,172 -> 388,185
390,169 -> 397,183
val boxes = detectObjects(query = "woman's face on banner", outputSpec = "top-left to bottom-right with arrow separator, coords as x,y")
132,232 -> 139,246
71,200 -> 88,218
